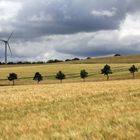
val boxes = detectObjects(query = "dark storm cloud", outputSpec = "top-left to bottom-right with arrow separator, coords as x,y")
12,0 -> 126,39
1,0 -> 140,62
53,31 -> 140,57
127,0 -> 140,13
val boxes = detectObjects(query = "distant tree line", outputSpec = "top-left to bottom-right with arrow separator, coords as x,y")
0,58 -> 81,65
0,57 -> 94,65
0,54 -> 123,65
5,64 -> 138,86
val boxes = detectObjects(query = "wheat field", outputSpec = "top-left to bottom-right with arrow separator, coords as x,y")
0,63 -> 140,86
0,80 -> 139,139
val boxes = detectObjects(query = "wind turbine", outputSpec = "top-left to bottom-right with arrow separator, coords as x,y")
0,32 -> 13,64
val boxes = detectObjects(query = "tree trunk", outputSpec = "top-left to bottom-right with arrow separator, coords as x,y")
133,73 -> 135,79
107,75 -> 109,81
83,78 -> 85,82
13,80 -> 14,86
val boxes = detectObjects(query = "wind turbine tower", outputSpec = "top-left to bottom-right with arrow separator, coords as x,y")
0,32 -> 13,64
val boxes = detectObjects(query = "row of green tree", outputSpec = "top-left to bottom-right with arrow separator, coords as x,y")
6,64 -> 138,86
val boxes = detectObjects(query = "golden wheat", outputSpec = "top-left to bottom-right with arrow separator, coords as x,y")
0,80 -> 140,139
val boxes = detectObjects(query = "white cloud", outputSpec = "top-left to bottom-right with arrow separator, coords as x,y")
120,14 -> 140,38
0,1 -> 21,20
1,0 -> 140,62
91,8 -> 117,17
0,1 -> 22,32
29,14 -> 53,22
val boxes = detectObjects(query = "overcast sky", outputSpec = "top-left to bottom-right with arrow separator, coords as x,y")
0,0 -> 140,62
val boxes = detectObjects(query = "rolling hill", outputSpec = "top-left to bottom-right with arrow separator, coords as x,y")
0,55 -> 140,86
67,55 -> 140,64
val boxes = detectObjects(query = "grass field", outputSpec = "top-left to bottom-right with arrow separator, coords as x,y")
0,55 -> 140,139
0,80 -> 139,139
0,63 -> 140,86
68,55 -> 140,64
1,55 -> 140,86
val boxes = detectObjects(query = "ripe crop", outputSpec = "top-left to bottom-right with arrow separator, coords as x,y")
0,80 -> 139,139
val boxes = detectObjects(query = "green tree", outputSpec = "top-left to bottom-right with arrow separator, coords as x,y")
80,69 -> 88,82
33,72 -> 43,84
8,73 -> 17,86
56,71 -> 65,83
101,64 -> 112,80
129,65 -> 138,79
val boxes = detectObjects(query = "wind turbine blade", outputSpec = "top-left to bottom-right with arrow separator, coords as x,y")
7,32 -> 13,42
7,43 -> 12,56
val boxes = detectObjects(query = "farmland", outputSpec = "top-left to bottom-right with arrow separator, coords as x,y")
67,55 -> 140,64
0,63 -> 140,86
0,80 -> 140,139
1,55 -> 140,86
0,55 -> 140,139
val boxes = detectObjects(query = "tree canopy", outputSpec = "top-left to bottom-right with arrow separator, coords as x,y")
33,72 -> 43,83
8,73 -> 17,85
129,65 -> 138,79
101,64 -> 112,80
56,71 -> 66,83
80,69 -> 88,82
